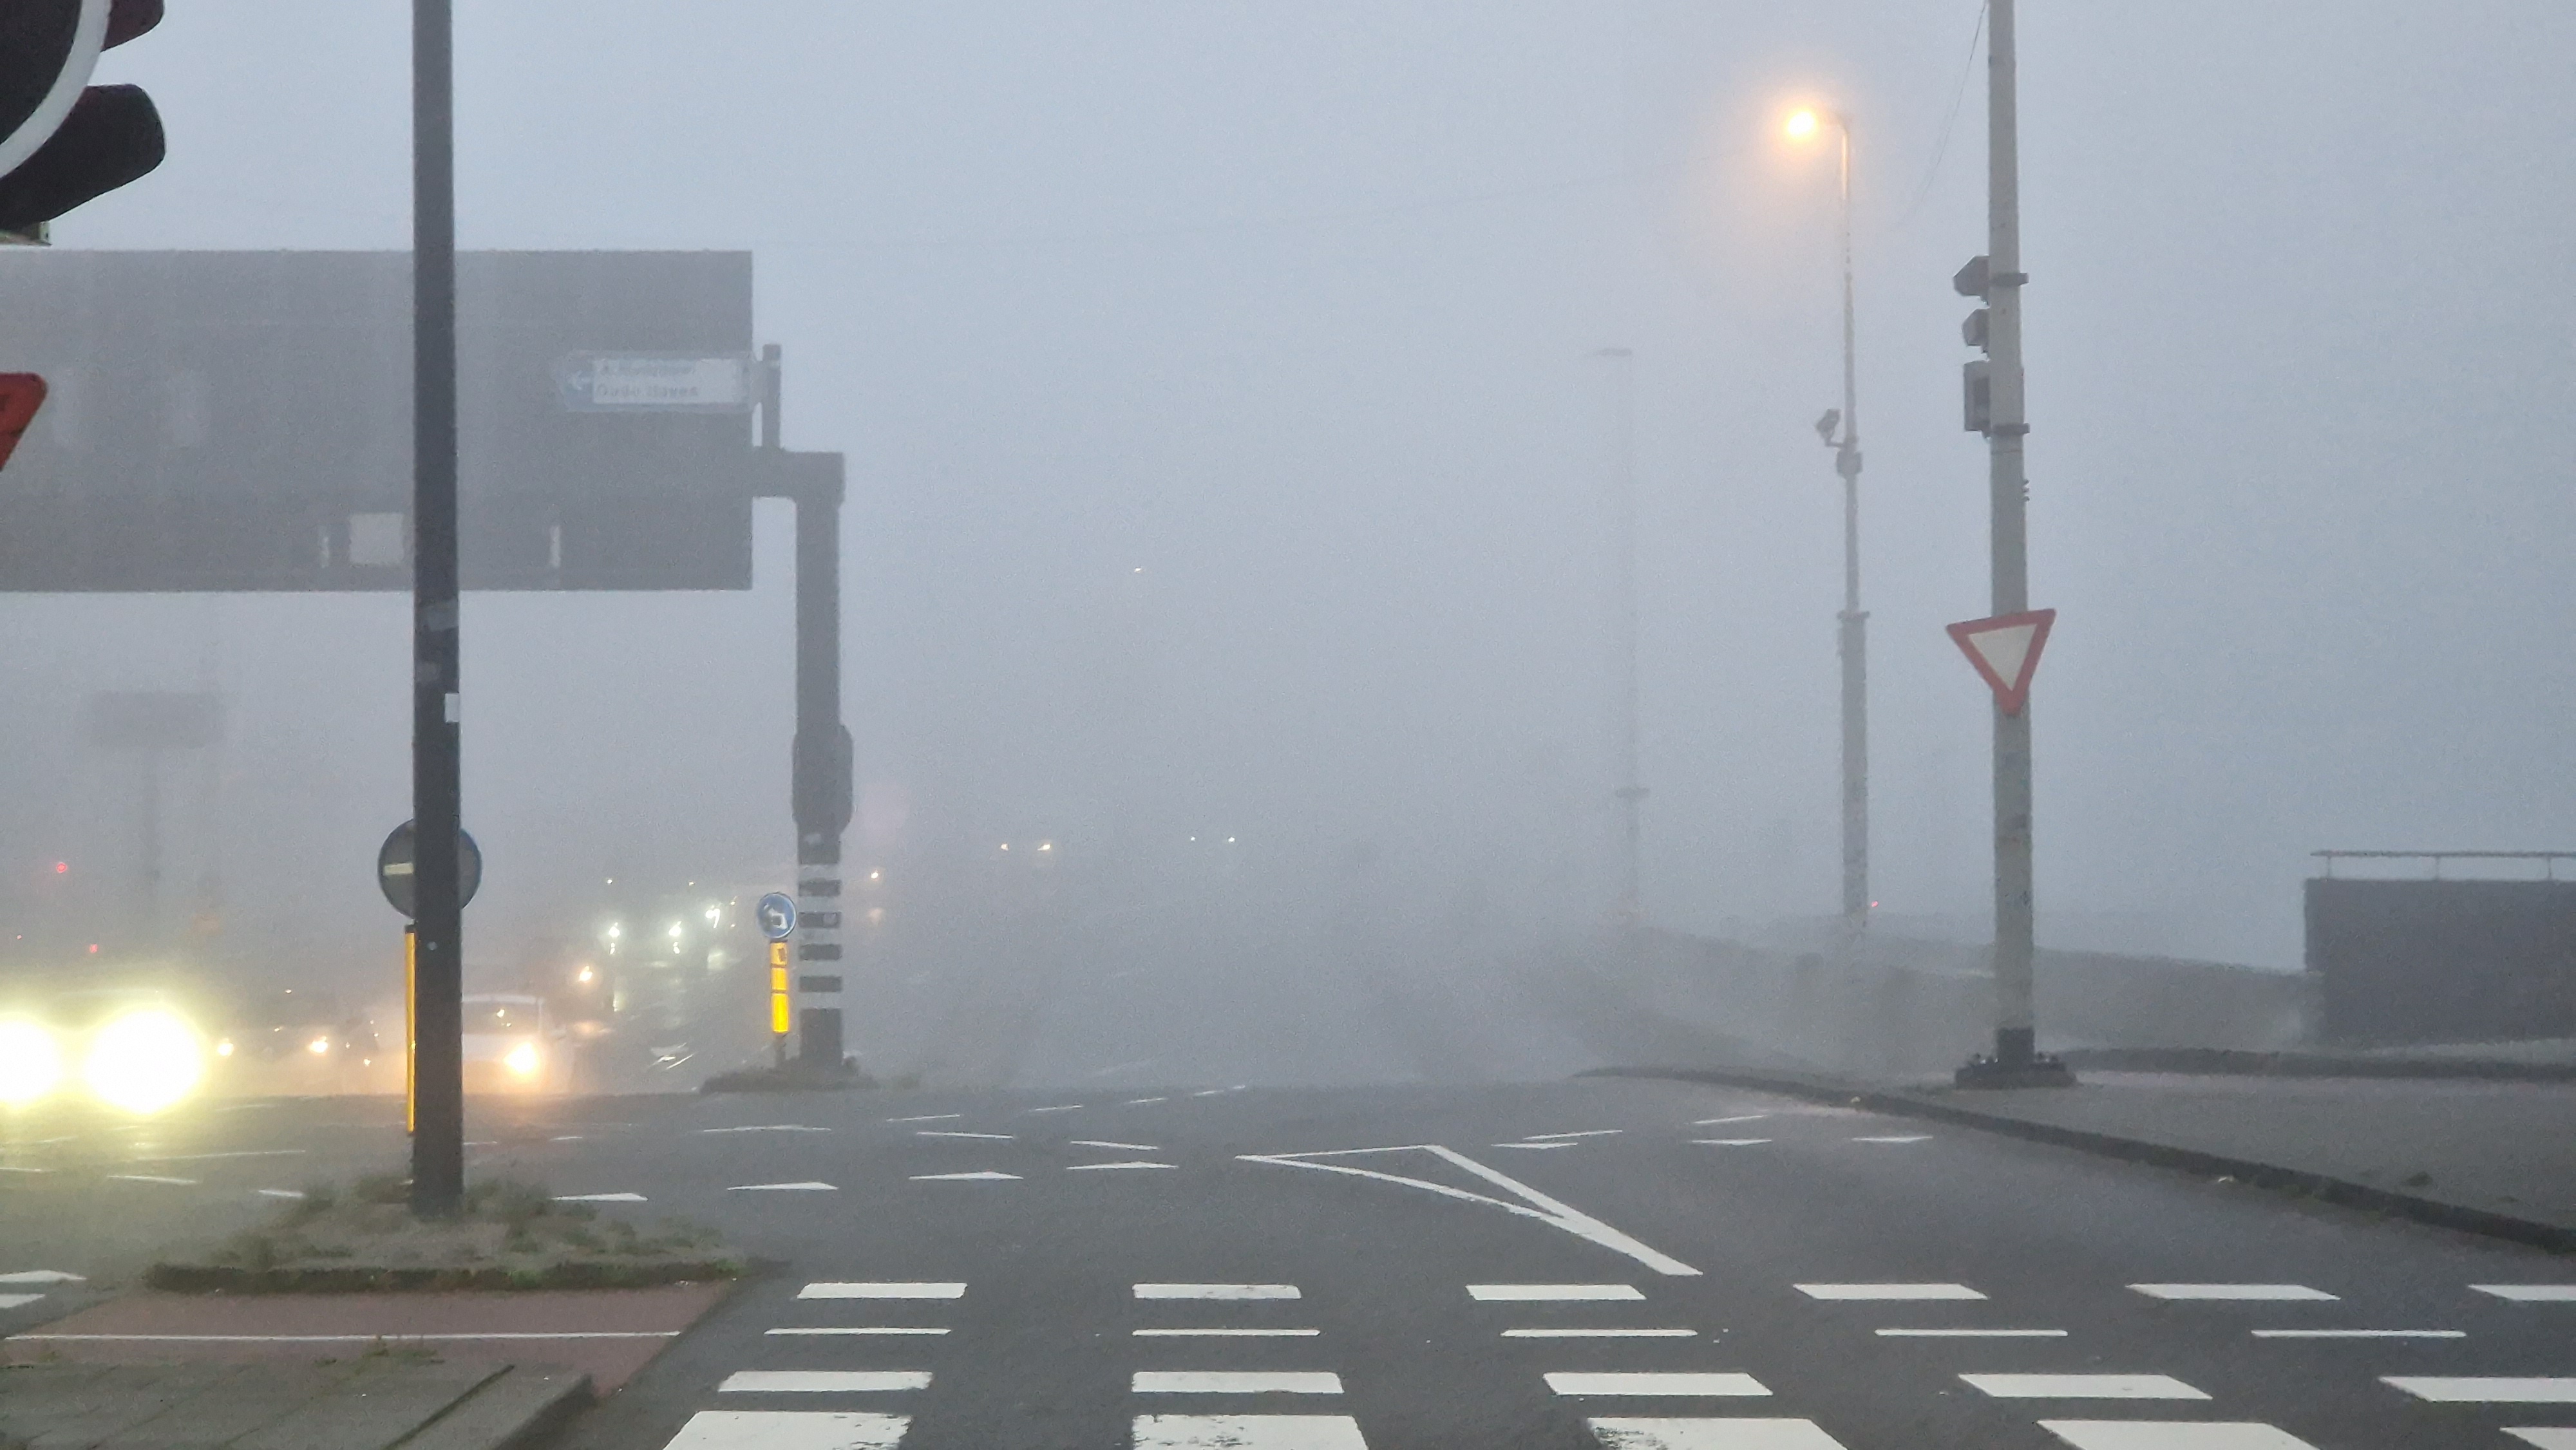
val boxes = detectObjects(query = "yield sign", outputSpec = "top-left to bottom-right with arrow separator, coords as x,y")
0,374 -> 45,473
1947,608 -> 2056,717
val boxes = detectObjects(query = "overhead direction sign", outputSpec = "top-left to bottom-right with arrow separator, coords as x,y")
554,353 -> 755,413
1947,607 -> 2056,717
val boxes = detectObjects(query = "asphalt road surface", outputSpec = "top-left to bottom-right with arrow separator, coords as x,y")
8,1076 -> 2573,1450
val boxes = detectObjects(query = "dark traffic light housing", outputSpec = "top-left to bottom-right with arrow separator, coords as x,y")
0,0 -> 164,236
1955,254 -> 1993,434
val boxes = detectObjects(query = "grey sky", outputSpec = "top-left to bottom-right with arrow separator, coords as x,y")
8,1 -> 2571,975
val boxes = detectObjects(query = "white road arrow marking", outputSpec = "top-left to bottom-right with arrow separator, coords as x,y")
1240,1145 -> 1698,1277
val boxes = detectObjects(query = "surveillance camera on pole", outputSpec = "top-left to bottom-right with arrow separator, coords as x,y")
0,0 -> 166,238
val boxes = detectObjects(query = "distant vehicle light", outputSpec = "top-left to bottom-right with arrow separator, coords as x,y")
53,861 -> 66,874
868,869 -> 882,881
604,922 -> 621,940
704,907 -> 721,925
576,965 -> 596,985
306,1036 -> 331,1056
83,1010 -> 204,1114
214,1037 -> 235,1058
503,1040 -> 542,1078
668,921 -> 685,938
0,1019 -> 62,1106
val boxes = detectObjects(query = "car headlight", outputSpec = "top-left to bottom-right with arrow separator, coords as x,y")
503,1040 -> 542,1078
83,1010 -> 205,1115
0,1019 -> 62,1107
307,1036 -> 332,1056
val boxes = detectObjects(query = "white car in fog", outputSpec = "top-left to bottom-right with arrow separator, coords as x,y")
460,993 -> 567,1093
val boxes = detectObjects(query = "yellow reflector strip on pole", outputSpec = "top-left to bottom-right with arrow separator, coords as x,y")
771,992 -> 791,1035
770,965 -> 789,993
770,941 -> 789,967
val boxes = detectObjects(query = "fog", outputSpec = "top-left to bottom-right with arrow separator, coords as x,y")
6,1 -> 2573,1058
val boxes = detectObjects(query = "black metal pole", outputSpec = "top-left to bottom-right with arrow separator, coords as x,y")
408,0 -> 464,1217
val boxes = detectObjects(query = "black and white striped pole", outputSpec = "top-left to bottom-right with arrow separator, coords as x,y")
757,346 -> 853,1073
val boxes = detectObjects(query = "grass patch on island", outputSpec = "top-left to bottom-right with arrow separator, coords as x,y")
146,1173 -> 744,1292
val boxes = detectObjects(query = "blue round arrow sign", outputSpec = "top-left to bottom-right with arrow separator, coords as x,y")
756,891 -> 797,941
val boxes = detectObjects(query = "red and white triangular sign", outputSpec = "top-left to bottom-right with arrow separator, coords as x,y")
1946,607 -> 2055,717
0,374 -> 45,474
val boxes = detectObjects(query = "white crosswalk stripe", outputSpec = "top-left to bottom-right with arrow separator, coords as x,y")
1133,1371 -> 1342,1395
1133,1414 -> 1367,1449
1588,1420 -> 1850,1449
1964,1374 -> 2208,1400
661,1411 -> 910,1449
1546,1373 -> 1771,1397
2128,1284 -> 2334,1301
2383,1377 -> 2576,1403
2038,1422 -> 2322,1449
719,1371 -> 931,1393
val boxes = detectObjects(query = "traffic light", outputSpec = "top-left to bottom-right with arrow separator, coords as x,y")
0,0 -> 164,236
1954,254 -> 1993,434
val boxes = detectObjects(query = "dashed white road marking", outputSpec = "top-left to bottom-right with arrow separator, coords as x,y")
720,1371 -> 930,1393
1133,1328 -> 1320,1337
1493,1142 -> 1577,1150
909,1171 -> 1018,1182
0,1294 -> 45,1310
702,1124 -> 831,1135
1692,1139 -> 1772,1147
1136,1284 -> 1300,1300
2038,1424 -> 2322,1450
886,1114 -> 961,1124
1025,1104 -> 1084,1114
130,1149 -> 306,1162
2476,1285 -> 2576,1302
0,1272 -> 83,1285
1072,1140 -> 1160,1151
1134,1371 -> 1341,1395
1126,1097 -> 1170,1106
255,1189 -> 306,1200
1796,1283 -> 1984,1301
551,1135 -> 585,1142
915,1130 -> 1012,1141
554,1192 -> 645,1203
1877,1328 -> 2065,1337
1964,1374 -> 2209,1400
1133,1415 -> 1365,1449
105,1174 -> 197,1186
1084,1059 -> 1158,1078
2130,1284 -> 2334,1302
729,1182 -> 838,1192
1471,1284 -> 1643,1302
799,1283 -> 966,1300
1505,1328 -> 1692,1338
659,1409 -> 910,1450
2383,1377 -> 2576,1403
766,1327 -> 948,1336
2250,1328 -> 2461,1339
1692,1115 -> 1770,1126
1546,1372 -> 1770,1397
1849,1135 -> 1931,1144
1522,1130 -> 1622,1141
0,1166 -> 48,1174
1067,1161 -> 1173,1171
1589,1418 -> 1851,1449
1242,1145 -> 1699,1277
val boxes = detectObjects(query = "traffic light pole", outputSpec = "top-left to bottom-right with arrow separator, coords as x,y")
757,348 -> 853,1074
408,0 -> 466,1215
1956,0 -> 2069,1088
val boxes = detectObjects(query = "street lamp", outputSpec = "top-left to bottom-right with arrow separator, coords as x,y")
1785,106 -> 1871,970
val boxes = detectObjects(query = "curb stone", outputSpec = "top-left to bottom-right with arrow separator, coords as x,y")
1583,1064 -> 2576,1256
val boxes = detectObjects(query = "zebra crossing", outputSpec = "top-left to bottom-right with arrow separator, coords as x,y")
651,1276 -> 2576,1449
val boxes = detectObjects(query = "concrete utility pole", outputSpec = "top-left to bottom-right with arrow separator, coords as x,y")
1956,0 -> 2067,1087
408,0 -> 466,1215
1598,347 -> 1646,930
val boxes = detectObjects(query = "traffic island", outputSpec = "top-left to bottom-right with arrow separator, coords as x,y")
141,1174 -> 744,1293
701,1056 -> 909,1093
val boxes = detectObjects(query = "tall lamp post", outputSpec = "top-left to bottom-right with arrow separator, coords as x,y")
1786,107 -> 1870,969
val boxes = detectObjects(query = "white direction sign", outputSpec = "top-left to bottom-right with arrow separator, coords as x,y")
553,353 -> 755,413
1946,608 -> 2056,717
